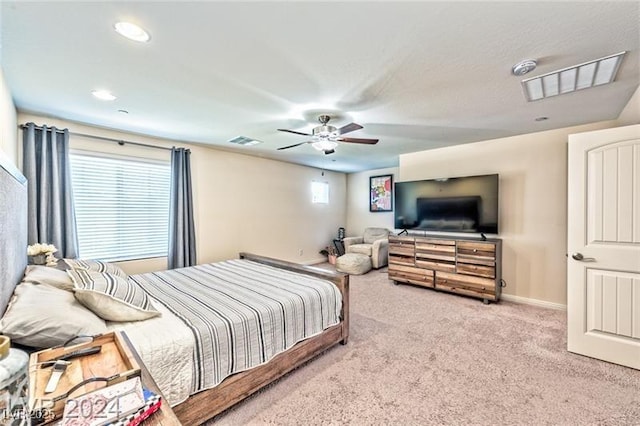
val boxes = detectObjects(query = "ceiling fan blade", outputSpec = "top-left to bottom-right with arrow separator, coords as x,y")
277,129 -> 313,136
277,141 -> 311,150
337,122 -> 364,135
336,137 -> 379,145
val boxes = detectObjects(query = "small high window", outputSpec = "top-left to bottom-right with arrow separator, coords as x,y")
311,181 -> 329,204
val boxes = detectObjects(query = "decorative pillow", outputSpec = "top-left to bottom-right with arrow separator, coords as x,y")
0,282 -> 107,349
22,265 -> 75,291
68,270 -> 160,322
64,259 -> 128,279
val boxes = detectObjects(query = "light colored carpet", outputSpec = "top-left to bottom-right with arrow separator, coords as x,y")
207,266 -> 640,425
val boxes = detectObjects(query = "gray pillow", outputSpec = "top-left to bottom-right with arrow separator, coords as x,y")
64,259 -> 128,279
22,265 -> 75,291
0,282 -> 107,349
68,269 -> 160,322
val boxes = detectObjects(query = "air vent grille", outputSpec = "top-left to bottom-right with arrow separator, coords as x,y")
228,136 -> 262,146
521,51 -> 626,102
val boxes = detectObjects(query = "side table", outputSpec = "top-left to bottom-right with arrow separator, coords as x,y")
121,333 -> 182,425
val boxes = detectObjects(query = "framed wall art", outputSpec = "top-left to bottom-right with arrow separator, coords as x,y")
369,174 -> 393,212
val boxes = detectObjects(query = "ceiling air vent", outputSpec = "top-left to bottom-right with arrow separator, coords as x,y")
228,136 -> 262,146
521,51 -> 626,102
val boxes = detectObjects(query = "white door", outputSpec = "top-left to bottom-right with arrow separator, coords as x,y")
567,124 -> 640,370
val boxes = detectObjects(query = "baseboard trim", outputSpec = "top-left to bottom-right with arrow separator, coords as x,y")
501,294 -> 567,311
302,257 -> 328,266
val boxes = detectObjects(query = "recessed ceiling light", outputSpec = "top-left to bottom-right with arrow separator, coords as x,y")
114,22 -> 150,43
91,90 -> 117,101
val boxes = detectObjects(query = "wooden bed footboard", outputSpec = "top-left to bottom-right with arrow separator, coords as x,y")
172,253 -> 350,425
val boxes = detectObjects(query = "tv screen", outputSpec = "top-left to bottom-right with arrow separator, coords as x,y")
394,174 -> 499,234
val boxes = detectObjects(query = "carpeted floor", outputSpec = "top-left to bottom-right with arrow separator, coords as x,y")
207,266 -> 640,425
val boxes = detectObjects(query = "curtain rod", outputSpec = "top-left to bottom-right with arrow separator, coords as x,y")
19,123 -> 175,152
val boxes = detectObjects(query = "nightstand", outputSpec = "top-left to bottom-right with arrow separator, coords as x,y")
121,332 -> 181,426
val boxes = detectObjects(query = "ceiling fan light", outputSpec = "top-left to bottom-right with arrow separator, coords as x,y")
312,140 -> 338,151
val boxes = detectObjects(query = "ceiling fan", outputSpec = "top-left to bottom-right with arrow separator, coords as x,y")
277,115 -> 379,155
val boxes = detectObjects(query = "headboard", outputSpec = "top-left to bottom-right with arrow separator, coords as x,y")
0,153 -> 27,317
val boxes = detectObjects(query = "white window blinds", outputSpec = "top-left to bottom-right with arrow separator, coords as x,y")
69,151 -> 171,262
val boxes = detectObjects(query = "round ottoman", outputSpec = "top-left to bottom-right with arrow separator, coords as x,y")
335,253 -> 372,275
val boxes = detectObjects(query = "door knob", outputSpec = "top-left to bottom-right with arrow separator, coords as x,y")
572,253 -> 596,262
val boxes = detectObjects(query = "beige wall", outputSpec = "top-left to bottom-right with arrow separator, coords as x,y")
394,121 -> 619,306
346,167 -> 398,237
19,113 -> 347,274
616,85 -> 640,126
11,83 -> 638,290
348,108 -> 640,306
0,67 -> 17,166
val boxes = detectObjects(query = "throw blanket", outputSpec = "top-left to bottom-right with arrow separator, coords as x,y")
129,259 -> 342,393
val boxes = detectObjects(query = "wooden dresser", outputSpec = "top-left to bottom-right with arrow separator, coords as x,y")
388,235 -> 503,303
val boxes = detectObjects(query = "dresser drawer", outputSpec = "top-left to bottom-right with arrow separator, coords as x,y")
415,259 -> 456,273
456,241 -> 496,266
389,245 -> 415,257
415,247 -> 455,261
435,271 -> 495,293
389,264 -> 434,288
415,238 -> 455,268
389,254 -> 415,267
388,236 -> 415,246
415,239 -> 455,252
457,241 -> 495,258
435,281 -> 497,301
456,262 -> 495,279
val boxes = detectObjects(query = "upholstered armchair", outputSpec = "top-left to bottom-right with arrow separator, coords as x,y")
342,227 -> 391,269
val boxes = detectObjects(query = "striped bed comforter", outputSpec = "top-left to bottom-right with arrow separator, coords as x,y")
129,259 -> 342,394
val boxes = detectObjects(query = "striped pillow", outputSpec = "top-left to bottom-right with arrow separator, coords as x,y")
65,259 -> 128,279
68,269 -> 159,321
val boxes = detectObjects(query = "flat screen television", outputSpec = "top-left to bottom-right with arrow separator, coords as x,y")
394,174 -> 499,234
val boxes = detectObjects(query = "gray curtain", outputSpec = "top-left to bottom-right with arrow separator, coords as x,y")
168,147 -> 196,269
22,122 -> 78,258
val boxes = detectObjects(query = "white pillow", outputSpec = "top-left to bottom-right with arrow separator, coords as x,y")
65,259 -> 128,279
68,270 -> 160,322
22,265 -> 75,291
0,282 -> 107,349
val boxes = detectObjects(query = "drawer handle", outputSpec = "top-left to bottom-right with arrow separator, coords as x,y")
473,249 -> 478,253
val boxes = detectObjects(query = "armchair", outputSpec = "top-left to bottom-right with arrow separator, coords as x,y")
342,227 -> 391,269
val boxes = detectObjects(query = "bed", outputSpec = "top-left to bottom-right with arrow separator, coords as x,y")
0,156 -> 349,425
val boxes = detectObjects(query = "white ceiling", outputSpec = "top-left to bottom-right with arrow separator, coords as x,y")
1,1 -> 638,173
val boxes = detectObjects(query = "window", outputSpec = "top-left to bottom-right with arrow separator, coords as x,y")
311,181 -> 329,204
69,151 -> 171,262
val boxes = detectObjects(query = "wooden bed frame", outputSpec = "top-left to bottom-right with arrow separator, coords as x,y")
173,252 -> 349,425
0,158 -> 349,426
